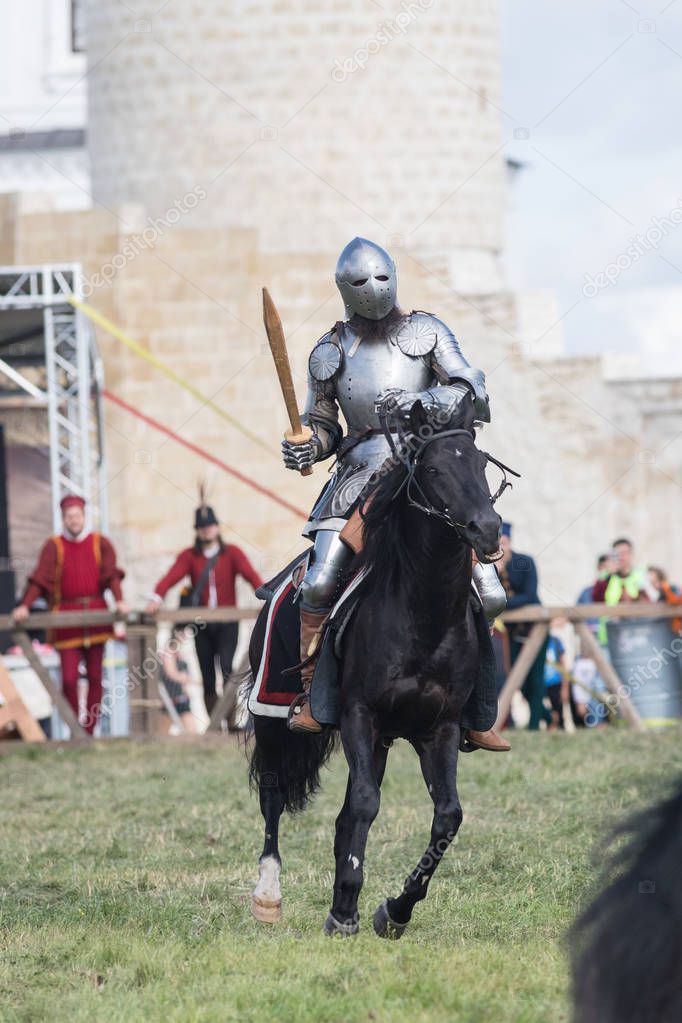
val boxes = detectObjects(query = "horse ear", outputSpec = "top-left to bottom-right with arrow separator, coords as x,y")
408,399 -> 429,436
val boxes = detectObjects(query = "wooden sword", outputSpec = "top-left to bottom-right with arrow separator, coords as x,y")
262,287 -> 313,477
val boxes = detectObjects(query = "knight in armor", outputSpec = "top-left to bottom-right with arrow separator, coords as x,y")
282,238 -> 509,751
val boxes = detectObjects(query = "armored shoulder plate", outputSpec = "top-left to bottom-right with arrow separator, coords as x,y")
309,327 -> 344,382
395,310 -> 441,357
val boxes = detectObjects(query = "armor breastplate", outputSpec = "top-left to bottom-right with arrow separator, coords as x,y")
334,323 -> 434,433
302,312 -> 481,534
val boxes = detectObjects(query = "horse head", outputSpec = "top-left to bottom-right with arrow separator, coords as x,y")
404,396 -> 505,564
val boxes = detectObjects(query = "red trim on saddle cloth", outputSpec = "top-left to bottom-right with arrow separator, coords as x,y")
257,581 -> 298,706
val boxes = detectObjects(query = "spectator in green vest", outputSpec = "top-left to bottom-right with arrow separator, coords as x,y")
592,538 -> 653,645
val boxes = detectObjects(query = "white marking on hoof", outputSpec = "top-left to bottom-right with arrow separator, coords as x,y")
250,895 -> 282,923
251,856 -> 282,924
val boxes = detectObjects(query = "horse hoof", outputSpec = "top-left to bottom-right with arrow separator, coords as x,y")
250,895 -> 282,924
323,912 -> 359,937
373,900 -> 408,940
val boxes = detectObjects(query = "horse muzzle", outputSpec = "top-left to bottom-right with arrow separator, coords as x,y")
461,515 -> 502,563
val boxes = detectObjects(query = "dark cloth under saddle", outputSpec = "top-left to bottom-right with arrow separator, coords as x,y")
250,552 -> 498,732
311,583 -> 498,730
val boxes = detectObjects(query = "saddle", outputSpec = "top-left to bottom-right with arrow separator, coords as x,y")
247,553 -> 498,733
246,552 -> 367,722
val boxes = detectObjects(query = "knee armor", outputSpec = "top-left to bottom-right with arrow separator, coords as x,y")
299,529 -> 354,612
472,562 -> 507,622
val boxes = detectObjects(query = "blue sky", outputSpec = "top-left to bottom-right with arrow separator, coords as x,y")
499,0 -> 682,374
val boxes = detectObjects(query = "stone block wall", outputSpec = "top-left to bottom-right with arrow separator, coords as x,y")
85,0 -> 506,290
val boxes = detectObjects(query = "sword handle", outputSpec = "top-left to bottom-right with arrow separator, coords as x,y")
284,425 -> 314,477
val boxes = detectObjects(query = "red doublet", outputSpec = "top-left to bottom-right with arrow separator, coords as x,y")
22,533 -> 125,649
153,544 -> 262,606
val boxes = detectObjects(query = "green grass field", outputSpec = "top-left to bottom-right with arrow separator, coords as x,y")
1,727 -> 680,1023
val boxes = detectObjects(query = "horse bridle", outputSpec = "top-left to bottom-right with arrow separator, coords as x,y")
379,417 -> 521,541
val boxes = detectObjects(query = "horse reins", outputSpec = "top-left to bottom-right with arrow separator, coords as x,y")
378,413 -> 521,542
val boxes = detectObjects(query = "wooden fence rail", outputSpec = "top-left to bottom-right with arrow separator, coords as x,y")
494,603 -> 682,732
1,602 -> 679,738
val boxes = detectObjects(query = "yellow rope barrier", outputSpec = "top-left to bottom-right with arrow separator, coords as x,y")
69,296 -> 274,456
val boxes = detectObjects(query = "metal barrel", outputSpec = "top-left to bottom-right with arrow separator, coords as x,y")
607,617 -> 682,727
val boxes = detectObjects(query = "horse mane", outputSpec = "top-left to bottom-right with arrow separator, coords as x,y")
355,399 -> 475,589
354,457 -> 415,590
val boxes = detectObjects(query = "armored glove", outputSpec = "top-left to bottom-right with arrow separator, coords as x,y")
375,381 -> 475,427
281,433 -> 322,471
374,388 -> 424,420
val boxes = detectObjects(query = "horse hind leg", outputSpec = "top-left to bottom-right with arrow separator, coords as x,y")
252,855 -> 282,924
374,724 -> 462,939
250,723 -> 286,924
251,773 -> 285,923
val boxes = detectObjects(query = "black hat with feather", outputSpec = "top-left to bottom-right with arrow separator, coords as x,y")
194,481 -> 218,528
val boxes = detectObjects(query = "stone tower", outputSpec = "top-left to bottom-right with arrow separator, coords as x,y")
15,0 -> 666,601
86,0 -> 505,293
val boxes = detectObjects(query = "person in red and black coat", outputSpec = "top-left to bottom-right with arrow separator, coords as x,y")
146,502 -> 262,719
13,495 -> 128,734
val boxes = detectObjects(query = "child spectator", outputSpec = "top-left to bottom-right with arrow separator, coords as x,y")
160,624 -> 198,734
544,629 -> 569,730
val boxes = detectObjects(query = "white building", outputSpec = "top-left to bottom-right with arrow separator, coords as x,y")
0,1 -> 89,210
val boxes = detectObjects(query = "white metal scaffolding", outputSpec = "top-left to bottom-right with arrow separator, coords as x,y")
0,263 -> 108,532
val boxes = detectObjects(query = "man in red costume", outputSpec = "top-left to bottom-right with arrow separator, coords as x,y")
146,500 -> 263,719
13,495 -> 127,734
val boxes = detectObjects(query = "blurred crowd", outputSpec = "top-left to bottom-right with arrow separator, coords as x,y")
494,532 -> 682,732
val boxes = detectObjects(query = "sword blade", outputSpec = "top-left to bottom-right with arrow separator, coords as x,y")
262,287 -> 313,476
262,287 -> 302,435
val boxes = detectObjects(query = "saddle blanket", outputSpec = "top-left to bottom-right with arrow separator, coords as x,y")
246,554 -> 367,720
246,555 -> 497,733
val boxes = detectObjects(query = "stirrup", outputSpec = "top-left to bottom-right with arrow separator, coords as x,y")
459,732 -> 479,754
287,693 -> 322,733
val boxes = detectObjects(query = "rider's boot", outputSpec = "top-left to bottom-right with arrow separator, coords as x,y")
463,727 -> 511,752
469,561 -> 512,753
287,608 -> 328,734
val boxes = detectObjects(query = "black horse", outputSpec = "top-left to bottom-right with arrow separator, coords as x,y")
247,395 -> 504,935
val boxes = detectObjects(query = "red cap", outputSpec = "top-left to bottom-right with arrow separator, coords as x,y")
60,494 -> 86,512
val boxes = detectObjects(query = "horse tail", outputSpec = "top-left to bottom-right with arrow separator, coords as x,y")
248,713 -> 338,814
243,602 -> 338,814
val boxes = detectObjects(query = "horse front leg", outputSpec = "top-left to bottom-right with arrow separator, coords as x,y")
329,738 -> 390,931
374,721 -> 462,939
325,704 -> 382,936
